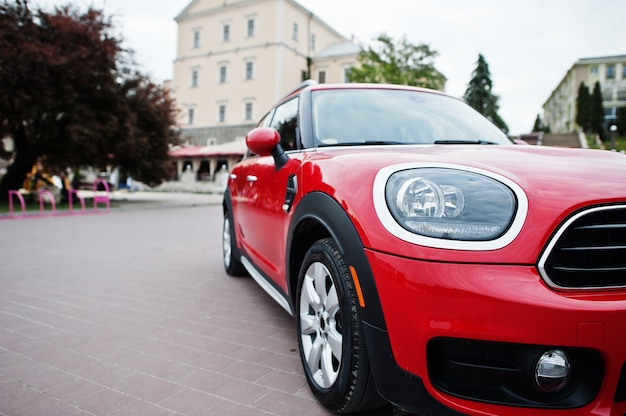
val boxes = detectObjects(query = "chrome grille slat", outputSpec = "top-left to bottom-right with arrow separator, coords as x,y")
539,205 -> 626,289
562,246 -> 626,251
576,224 -> 626,230
553,266 -> 626,272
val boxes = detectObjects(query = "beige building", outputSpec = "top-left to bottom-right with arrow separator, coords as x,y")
172,0 -> 359,149
543,55 -> 626,134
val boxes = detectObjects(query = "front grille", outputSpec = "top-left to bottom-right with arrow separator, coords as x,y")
539,205 -> 626,289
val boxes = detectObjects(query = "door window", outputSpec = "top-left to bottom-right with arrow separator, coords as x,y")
269,97 -> 299,150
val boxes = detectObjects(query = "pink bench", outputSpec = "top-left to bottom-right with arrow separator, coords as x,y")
6,178 -> 111,219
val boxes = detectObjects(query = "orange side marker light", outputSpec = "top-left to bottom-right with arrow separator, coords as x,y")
349,266 -> 366,308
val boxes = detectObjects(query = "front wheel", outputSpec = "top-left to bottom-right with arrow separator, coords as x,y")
296,238 -> 384,413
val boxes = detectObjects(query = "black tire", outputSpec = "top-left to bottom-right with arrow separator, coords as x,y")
296,238 -> 384,413
222,209 -> 246,276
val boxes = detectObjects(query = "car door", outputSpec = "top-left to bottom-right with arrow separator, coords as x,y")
229,110 -> 274,245
239,97 -> 301,290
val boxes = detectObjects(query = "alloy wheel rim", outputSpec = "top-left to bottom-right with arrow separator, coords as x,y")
299,261 -> 343,388
223,217 -> 231,267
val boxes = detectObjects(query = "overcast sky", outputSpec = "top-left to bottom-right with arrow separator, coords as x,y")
35,0 -> 625,136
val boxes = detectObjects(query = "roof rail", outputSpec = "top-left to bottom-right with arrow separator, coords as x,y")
281,79 -> 317,100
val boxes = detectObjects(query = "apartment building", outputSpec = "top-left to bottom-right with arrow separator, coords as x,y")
172,0 -> 359,148
543,55 -> 626,134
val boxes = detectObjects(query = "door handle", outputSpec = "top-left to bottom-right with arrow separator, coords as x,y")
246,175 -> 258,182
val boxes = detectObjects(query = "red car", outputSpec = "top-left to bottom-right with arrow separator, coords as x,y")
222,81 -> 626,415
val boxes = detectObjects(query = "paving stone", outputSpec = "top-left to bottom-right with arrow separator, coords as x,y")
0,202 -> 393,415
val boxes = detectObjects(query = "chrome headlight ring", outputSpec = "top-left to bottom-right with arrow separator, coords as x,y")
373,163 -> 528,251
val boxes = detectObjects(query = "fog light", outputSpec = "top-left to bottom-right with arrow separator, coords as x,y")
535,349 -> 571,393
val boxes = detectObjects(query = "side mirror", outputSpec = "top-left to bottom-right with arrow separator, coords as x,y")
246,127 -> 280,155
245,127 -> 289,170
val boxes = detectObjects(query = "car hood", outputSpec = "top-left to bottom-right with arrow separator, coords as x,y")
306,144 -> 626,263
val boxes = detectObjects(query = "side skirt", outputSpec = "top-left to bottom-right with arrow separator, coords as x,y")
241,256 -> 294,316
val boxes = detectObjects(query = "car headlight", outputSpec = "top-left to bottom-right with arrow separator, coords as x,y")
383,167 -> 518,242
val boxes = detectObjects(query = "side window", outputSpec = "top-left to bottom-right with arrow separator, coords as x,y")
269,97 -> 299,150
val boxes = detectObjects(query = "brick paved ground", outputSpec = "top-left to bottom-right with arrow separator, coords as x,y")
0,199 -> 393,415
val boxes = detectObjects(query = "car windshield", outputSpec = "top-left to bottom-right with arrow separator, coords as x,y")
311,88 -> 512,146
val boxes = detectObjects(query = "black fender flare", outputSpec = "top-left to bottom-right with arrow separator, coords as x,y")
286,191 -> 386,329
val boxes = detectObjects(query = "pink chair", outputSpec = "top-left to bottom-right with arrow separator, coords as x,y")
68,189 -> 86,213
93,178 -> 111,211
38,188 -> 57,215
8,190 -> 26,217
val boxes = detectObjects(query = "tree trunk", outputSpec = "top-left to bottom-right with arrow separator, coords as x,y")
0,127 -> 38,202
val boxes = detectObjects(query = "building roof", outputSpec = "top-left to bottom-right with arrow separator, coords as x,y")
315,41 -> 360,59
176,0 -> 348,41
170,139 -> 247,158
577,55 -> 626,64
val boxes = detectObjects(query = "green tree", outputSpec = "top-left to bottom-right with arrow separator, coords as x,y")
348,33 -> 446,90
463,54 -> 509,134
591,81 -> 605,138
532,114 -> 542,132
576,82 -> 591,132
0,0 -> 179,199
532,115 -> 550,134
616,106 -> 626,136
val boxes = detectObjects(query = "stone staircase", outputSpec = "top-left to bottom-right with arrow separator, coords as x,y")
541,132 -> 584,148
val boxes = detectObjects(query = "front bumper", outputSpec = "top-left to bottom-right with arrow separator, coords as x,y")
364,249 -> 626,416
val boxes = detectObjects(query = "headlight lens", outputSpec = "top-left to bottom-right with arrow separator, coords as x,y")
386,168 -> 517,241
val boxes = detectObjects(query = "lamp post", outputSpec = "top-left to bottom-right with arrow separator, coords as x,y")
610,124 -> 617,151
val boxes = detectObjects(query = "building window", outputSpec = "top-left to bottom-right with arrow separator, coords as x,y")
318,70 -> 326,84
219,65 -> 227,83
343,67 -> 352,83
245,102 -> 253,120
310,34 -> 316,51
219,105 -> 226,122
247,19 -> 255,37
623,65 -> 626,79
590,66 -> 598,75
223,24 -> 230,42
193,30 -> 200,48
245,62 -> 254,80
607,65 -> 615,79
191,69 -> 198,87
188,108 -> 194,125
292,22 -> 298,41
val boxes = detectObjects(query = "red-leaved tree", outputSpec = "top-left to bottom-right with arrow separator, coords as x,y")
0,0 -> 179,199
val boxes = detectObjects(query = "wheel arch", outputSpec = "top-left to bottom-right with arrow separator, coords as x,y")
286,191 -> 386,330
222,187 -> 233,216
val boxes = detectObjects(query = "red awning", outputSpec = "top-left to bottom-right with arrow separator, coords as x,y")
169,146 -> 211,157
169,140 -> 247,158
